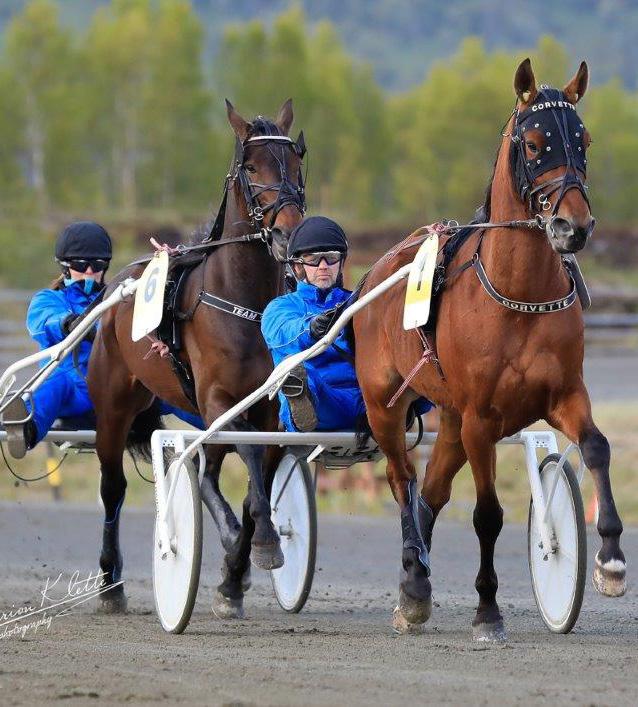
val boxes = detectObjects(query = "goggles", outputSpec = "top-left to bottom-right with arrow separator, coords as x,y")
61,258 -> 110,273
295,251 -> 343,267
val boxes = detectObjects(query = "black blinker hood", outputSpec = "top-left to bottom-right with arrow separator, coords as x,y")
511,87 -> 588,202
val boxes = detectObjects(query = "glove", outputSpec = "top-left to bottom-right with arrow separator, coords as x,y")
61,313 -> 77,336
61,313 -> 96,342
309,304 -> 343,340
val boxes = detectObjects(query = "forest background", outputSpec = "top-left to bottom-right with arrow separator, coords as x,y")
0,0 -> 637,287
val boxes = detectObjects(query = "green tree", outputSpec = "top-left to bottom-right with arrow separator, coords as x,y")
0,65 -> 26,211
84,0 -> 153,212
141,0 -> 216,209
3,0 -> 80,212
583,80 -> 638,225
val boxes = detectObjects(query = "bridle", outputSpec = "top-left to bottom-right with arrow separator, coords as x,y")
388,87 -> 594,314
205,130 -> 307,247
508,86 -> 590,231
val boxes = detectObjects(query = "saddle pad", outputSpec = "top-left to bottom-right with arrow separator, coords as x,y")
132,251 -> 169,342
403,234 -> 439,330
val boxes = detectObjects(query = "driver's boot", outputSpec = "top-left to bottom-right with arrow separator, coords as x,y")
2,397 -> 36,459
282,364 -> 318,433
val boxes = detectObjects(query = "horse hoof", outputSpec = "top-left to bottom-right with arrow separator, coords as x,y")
593,554 -> 626,597
212,591 -> 245,620
251,541 -> 284,570
96,587 -> 128,614
398,587 -> 431,625
392,606 -> 425,634
472,620 -> 507,643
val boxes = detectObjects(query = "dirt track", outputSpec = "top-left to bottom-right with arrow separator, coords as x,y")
1,502 -> 636,706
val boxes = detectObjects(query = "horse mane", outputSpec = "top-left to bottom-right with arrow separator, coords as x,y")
189,116 -> 283,245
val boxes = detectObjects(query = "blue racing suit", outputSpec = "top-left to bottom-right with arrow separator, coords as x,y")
262,281 -> 366,431
25,281 -> 203,444
262,280 -> 434,432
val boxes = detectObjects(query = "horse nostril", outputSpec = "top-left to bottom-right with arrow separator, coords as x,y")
550,216 -> 574,239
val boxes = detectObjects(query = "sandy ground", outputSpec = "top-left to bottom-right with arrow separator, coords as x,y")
0,502 -> 636,706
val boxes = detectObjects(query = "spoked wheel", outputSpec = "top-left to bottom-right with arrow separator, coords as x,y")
270,450 -> 317,613
528,453 -> 586,634
153,456 -> 202,634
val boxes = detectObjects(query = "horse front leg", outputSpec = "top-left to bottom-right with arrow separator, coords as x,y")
201,445 -> 252,619
461,414 -> 506,642
549,386 -> 626,596
233,419 -> 283,570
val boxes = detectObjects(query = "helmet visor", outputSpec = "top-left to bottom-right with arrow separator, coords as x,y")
293,251 -> 343,267
61,258 -> 110,273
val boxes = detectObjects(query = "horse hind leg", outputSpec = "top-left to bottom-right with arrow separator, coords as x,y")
461,414 -> 506,642
234,426 -> 283,571
92,365 -> 154,613
420,407 -> 467,554
548,388 -> 626,596
95,413 -> 136,614
367,398 -> 432,633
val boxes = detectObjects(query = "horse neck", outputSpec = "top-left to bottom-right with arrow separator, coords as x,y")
482,130 -> 568,302
206,183 -> 284,304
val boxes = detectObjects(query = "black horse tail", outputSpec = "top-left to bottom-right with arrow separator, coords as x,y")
126,399 -> 163,463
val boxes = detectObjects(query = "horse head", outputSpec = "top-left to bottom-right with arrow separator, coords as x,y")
225,99 -> 306,262
512,59 -> 594,254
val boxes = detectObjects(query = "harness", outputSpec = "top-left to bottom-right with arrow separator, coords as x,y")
153,129 -> 306,406
380,88 -> 592,394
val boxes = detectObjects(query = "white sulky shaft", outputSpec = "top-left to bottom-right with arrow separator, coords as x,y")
0,277 -> 139,413
165,263 -> 412,510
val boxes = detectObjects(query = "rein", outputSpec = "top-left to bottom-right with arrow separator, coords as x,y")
154,129 -> 307,325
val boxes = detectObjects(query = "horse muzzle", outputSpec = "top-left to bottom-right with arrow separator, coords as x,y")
546,215 -> 595,254
269,227 -> 291,263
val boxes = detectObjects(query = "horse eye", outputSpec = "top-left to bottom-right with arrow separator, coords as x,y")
525,141 -> 539,154
244,164 -> 256,173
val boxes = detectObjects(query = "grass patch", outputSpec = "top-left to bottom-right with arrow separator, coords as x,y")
1,401 -> 635,525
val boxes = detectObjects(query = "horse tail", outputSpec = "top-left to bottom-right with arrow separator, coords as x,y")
127,399 -> 163,463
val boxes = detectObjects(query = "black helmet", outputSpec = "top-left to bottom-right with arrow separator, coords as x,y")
55,221 -> 112,262
287,216 -> 348,260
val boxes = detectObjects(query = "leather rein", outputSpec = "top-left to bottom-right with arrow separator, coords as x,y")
392,88 -> 593,315
166,132 -> 307,324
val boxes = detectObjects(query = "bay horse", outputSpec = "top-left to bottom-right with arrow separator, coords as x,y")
88,99 -> 306,616
353,59 -> 626,640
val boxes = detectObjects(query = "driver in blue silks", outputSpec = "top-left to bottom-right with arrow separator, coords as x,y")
262,216 -> 432,432
3,221 -> 203,459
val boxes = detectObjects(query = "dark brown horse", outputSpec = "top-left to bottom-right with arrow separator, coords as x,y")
88,100 -> 305,616
353,60 -> 625,639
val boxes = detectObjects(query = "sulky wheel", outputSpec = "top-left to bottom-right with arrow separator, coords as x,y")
270,450 -> 317,613
528,453 -> 586,634
153,456 -> 202,634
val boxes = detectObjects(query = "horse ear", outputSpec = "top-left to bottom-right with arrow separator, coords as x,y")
275,98 -> 294,135
514,58 -> 537,105
563,61 -> 588,103
226,99 -> 250,142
